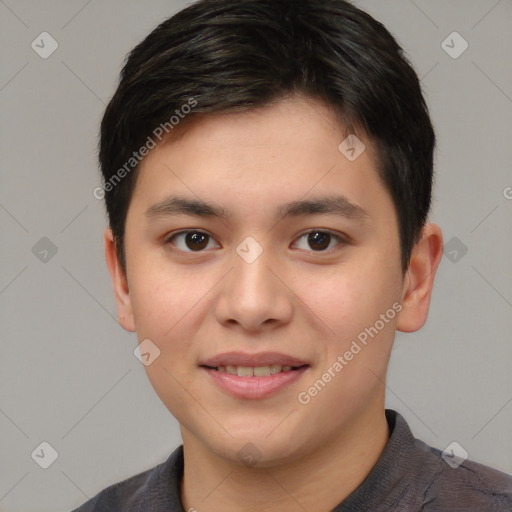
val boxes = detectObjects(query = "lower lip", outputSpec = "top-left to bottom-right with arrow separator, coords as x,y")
201,366 -> 309,400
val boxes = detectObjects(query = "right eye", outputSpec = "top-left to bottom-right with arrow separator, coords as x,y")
164,230 -> 220,253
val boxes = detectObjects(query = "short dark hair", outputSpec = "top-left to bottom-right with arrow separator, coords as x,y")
99,0 -> 436,275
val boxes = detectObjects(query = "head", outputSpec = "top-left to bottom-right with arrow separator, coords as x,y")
101,0 -> 443,465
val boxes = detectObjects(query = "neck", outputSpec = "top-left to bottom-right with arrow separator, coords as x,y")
179,403 -> 390,512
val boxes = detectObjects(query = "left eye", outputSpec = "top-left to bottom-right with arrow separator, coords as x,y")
294,230 -> 344,252
164,229 -> 345,253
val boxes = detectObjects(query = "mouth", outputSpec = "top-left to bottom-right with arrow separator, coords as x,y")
199,352 -> 310,399
200,364 -> 308,376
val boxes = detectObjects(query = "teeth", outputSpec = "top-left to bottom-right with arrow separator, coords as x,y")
253,365 -> 271,376
270,364 -> 282,374
215,364 -> 299,376
237,366 -> 254,377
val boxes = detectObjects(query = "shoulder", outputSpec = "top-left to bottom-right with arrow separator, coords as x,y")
69,464 -> 157,512
384,411 -> 512,511
69,445 -> 184,512
413,438 -> 512,511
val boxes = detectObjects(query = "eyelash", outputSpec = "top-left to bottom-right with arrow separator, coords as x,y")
163,229 -> 348,255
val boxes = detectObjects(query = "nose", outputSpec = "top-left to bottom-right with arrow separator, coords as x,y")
214,241 -> 293,333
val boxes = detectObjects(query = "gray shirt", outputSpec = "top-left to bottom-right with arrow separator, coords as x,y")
71,409 -> 512,511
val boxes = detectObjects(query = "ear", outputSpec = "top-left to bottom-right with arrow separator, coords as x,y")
396,223 -> 444,333
104,227 -> 136,332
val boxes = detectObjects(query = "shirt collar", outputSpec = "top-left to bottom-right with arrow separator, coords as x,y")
332,409 -> 419,511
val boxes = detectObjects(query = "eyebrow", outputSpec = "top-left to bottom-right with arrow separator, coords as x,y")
145,194 -> 370,222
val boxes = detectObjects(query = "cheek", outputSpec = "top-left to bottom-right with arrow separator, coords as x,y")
128,261 -> 209,369
295,251 -> 400,387
143,359 -> 197,430
129,259 -> 189,336
130,268 -> 199,417
299,256 -> 397,335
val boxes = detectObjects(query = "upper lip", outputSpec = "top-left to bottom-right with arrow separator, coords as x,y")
200,351 -> 309,368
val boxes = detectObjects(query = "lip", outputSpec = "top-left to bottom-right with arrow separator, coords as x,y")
199,351 -> 310,400
200,351 -> 309,367
201,365 -> 309,400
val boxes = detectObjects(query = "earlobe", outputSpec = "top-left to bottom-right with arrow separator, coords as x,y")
396,223 -> 444,333
103,227 -> 136,332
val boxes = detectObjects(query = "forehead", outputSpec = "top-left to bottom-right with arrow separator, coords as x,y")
130,96 -> 391,225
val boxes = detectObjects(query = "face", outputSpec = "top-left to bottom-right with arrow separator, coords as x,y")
107,95 -> 416,466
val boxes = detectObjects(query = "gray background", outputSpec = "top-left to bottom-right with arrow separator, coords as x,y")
1,1 -> 511,510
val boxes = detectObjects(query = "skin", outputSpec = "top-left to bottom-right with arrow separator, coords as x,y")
104,95 -> 443,512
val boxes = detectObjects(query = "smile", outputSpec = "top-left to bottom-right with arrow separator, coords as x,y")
200,364 -> 310,400
204,364 -> 306,376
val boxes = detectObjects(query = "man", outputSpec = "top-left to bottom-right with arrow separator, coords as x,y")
74,0 -> 512,510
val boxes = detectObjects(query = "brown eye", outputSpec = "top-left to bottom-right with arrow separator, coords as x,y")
294,230 -> 345,253
165,230 -> 218,252
165,229 -> 346,255
307,231 -> 330,251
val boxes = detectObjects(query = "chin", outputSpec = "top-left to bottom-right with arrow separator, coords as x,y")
199,425 -> 308,469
